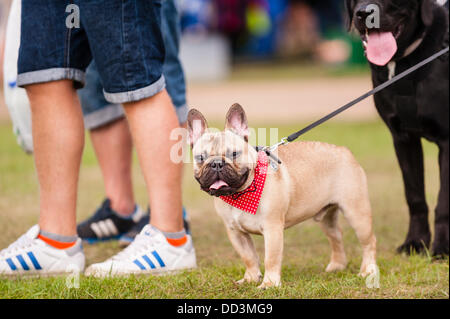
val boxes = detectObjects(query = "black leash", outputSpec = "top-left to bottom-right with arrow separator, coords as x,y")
286,47 -> 449,143
264,46 -> 449,162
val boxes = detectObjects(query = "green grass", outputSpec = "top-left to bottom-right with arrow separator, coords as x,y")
0,120 -> 448,299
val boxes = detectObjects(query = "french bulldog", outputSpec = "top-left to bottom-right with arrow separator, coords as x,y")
187,104 -> 377,288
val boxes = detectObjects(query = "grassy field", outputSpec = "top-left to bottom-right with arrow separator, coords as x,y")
0,119 -> 448,299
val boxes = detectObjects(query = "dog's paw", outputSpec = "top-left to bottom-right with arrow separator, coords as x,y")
432,244 -> 449,259
236,272 -> 262,285
358,263 -> 378,278
431,226 -> 449,259
235,278 -> 246,285
236,271 -> 262,285
325,262 -> 347,272
257,280 -> 281,289
397,236 -> 431,256
358,263 -> 380,288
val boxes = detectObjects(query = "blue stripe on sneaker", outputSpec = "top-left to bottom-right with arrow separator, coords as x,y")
6,258 -> 17,271
151,251 -> 165,267
27,252 -> 42,270
142,255 -> 156,269
133,259 -> 146,270
16,255 -> 29,271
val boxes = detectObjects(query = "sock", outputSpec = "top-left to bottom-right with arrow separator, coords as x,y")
38,230 -> 77,249
162,229 -> 187,247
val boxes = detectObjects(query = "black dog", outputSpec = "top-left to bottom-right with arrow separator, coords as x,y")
345,0 -> 449,257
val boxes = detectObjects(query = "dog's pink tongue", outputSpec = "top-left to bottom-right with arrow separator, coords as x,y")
366,31 -> 397,66
209,180 -> 229,190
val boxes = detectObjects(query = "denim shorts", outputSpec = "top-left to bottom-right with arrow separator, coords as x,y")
17,0 -> 166,104
79,0 -> 188,129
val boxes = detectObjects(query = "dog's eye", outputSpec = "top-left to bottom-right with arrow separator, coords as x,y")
226,150 -> 242,160
194,154 -> 205,163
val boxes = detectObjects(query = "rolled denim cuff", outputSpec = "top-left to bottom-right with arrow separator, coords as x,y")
84,104 -> 125,130
103,76 -> 166,104
17,68 -> 85,88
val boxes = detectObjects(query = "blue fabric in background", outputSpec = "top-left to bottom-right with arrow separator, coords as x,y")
240,0 -> 288,58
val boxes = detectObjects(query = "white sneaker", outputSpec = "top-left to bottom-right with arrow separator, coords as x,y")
85,225 -> 197,277
0,225 -> 85,277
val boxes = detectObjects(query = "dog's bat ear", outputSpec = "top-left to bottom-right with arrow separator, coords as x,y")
420,0 -> 434,27
344,0 -> 355,32
225,103 -> 249,142
187,108 -> 208,148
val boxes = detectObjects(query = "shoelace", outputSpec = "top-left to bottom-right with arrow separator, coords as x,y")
0,233 -> 34,257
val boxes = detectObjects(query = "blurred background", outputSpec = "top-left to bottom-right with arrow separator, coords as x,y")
0,0 -> 376,123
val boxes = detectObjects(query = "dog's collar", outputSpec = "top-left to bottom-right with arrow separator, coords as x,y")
220,151 -> 269,214
402,36 -> 424,58
387,35 -> 425,80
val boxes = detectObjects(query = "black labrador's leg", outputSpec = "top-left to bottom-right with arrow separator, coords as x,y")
432,140 -> 449,257
393,135 -> 431,254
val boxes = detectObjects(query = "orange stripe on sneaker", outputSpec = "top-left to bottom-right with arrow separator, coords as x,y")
37,234 -> 76,249
166,236 -> 187,247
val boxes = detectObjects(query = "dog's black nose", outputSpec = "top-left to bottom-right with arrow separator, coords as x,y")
355,6 -> 370,21
211,159 -> 224,172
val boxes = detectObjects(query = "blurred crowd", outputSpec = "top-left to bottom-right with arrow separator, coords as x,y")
178,0 -> 361,64
0,0 -> 363,85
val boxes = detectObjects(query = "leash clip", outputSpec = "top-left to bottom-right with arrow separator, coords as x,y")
259,137 -> 289,168
262,136 -> 289,167
270,137 -> 289,151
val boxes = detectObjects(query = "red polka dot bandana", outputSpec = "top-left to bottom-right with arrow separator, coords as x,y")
220,151 -> 269,215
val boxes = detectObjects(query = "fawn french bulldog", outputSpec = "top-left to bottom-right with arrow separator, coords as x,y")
187,104 -> 377,289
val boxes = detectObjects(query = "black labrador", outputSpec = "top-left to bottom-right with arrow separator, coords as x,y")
345,0 -> 449,257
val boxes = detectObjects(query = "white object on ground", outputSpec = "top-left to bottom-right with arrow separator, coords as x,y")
3,0 -> 33,153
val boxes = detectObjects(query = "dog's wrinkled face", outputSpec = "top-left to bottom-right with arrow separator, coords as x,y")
187,104 -> 258,197
345,0 -> 434,65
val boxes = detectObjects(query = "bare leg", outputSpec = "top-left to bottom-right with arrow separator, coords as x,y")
224,227 -> 261,284
89,118 -> 135,215
123,90 -> 183,232
319,209 -> 347,272
26,80 -> 84,236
